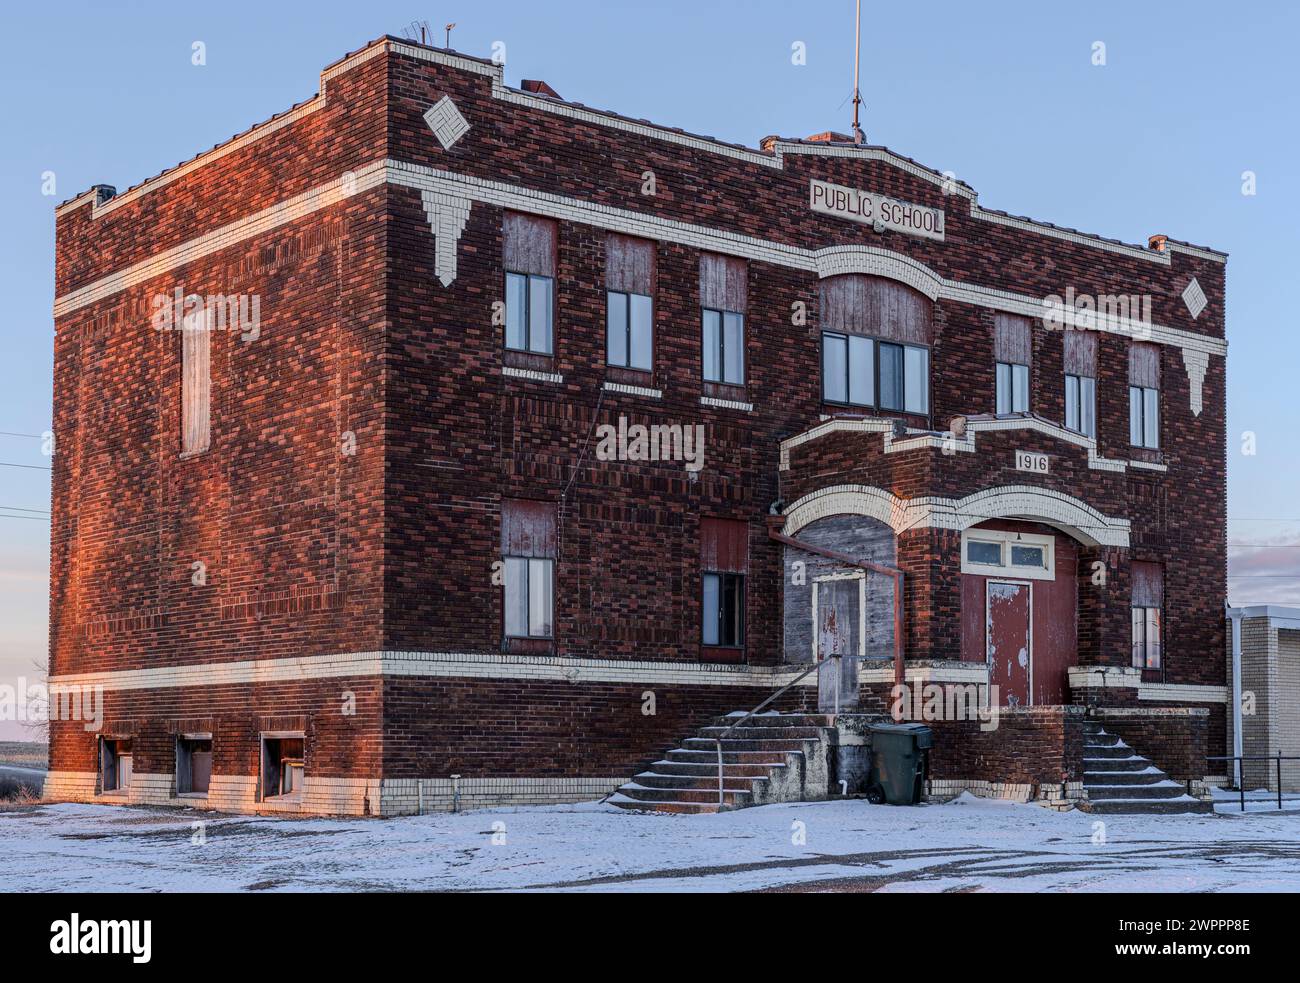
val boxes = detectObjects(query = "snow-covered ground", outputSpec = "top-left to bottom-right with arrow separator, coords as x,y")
3,795 -> 1299,892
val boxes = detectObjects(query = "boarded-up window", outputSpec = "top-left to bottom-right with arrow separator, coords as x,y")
501,499 -> 557,558
1131,561 -> 1164,608
607,235 -> 654,294
700,254 -> 747,313
1129,342 -> 1161,389
1063,329 -> 1098,377
503,212 -> 556,276
701,517 -> 748,573
994,314 -> 1033,365
181,320 -> 211,455
820,274 -> 931,345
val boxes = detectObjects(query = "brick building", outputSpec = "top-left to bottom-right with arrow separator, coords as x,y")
45,36 -> 1230,815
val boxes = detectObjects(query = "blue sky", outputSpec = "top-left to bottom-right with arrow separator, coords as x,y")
1,0 -> 1296,737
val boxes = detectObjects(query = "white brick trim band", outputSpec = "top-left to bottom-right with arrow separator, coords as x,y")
779,414 -> 1134,473
53,158 -> 1228,364
47,649 -> 832,694
782,483 -> 1131,548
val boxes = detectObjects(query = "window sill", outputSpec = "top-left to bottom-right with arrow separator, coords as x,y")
503,365 -> 564,385
603,380 -> 662,399
700,395 -> 753,412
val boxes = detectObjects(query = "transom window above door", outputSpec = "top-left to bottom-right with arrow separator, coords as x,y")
960,529 -> 1055,580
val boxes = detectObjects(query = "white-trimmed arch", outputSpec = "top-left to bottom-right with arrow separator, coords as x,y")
811,245 -> 944,301
782,483 -> 1130,548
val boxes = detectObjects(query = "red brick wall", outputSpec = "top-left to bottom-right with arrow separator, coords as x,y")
927,706 -> 1086,785
1094,707 -> 1211,781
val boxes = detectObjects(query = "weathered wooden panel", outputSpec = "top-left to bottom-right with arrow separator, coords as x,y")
1131,560 -> 1164,607
181,323 -> 210,454
700,517 -> 747,573
782,514 -> 897,665
501,498 -> 556,557
820,274 -> 931,344
606,234 -> 654,294
699,253 -> 747,312
1063,328 -> 1097,376
994,313 -> 1032,364
502,211 -> 556,276
1129,341 -> 1161,388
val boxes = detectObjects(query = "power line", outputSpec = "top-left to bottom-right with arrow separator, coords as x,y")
0,431 -> 45,440
0,461 -> 51,471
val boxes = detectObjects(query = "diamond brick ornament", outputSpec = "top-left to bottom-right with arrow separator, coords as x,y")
424,96 -> 470,150
1182,277 -> 1207,320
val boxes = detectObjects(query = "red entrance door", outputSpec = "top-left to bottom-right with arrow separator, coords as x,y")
987,581 -> 1031,707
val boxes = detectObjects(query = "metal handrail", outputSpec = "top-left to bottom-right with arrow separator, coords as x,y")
1207,752 -> 1300,812
715,657 -> 835,808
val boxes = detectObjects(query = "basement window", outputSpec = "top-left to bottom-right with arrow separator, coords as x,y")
100,738 -> 132,794
260,735 -> 305,801
176,735 -> 213,796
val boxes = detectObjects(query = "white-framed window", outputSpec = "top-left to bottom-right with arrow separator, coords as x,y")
702,308 -> 745,385
1065,373 -> 1096,438
960,529 -> 1055,581
504,556 -> 554,639
996,361 -> 1030,415
505,271 -> 554,355
607,290 -> 653,370
1132,607 -> 1162,669
1129,385 -> 1159,448
879,341 -> 929,415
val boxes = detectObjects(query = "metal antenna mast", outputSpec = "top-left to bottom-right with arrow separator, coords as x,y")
851,0 -> 865,144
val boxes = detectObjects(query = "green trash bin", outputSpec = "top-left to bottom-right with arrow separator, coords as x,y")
865,722 -> 932,805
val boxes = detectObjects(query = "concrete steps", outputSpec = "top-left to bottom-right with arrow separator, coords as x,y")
610,712 -> 832,814
1080,722 -> 1211,815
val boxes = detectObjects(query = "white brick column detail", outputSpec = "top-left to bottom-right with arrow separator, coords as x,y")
1183,347 -> 1209,417
420,190 -> 472,287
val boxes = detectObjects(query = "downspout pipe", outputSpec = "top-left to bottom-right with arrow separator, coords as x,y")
767,519 -> 906,719
1226,603 -> 1244,789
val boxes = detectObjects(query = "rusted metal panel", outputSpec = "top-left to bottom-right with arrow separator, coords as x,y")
606,234 -> 654,294
701,517 -> 747,573
1063,328 -> 1097,376
820,274 -> 931,344
502,211 -> 556,276
994,313 -> 1032,364
1131,560 -> 1164,607
699,253 -> 747,312
987,581 -> 1031,708
1129,341 -> 1161,388
501,499 -> 556,558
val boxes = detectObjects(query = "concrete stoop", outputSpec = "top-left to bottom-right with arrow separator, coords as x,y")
608,712 -> 837,814
1078,721 -> 1212,815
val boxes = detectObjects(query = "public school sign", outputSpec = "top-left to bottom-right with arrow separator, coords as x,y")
809,179 -> 945,241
